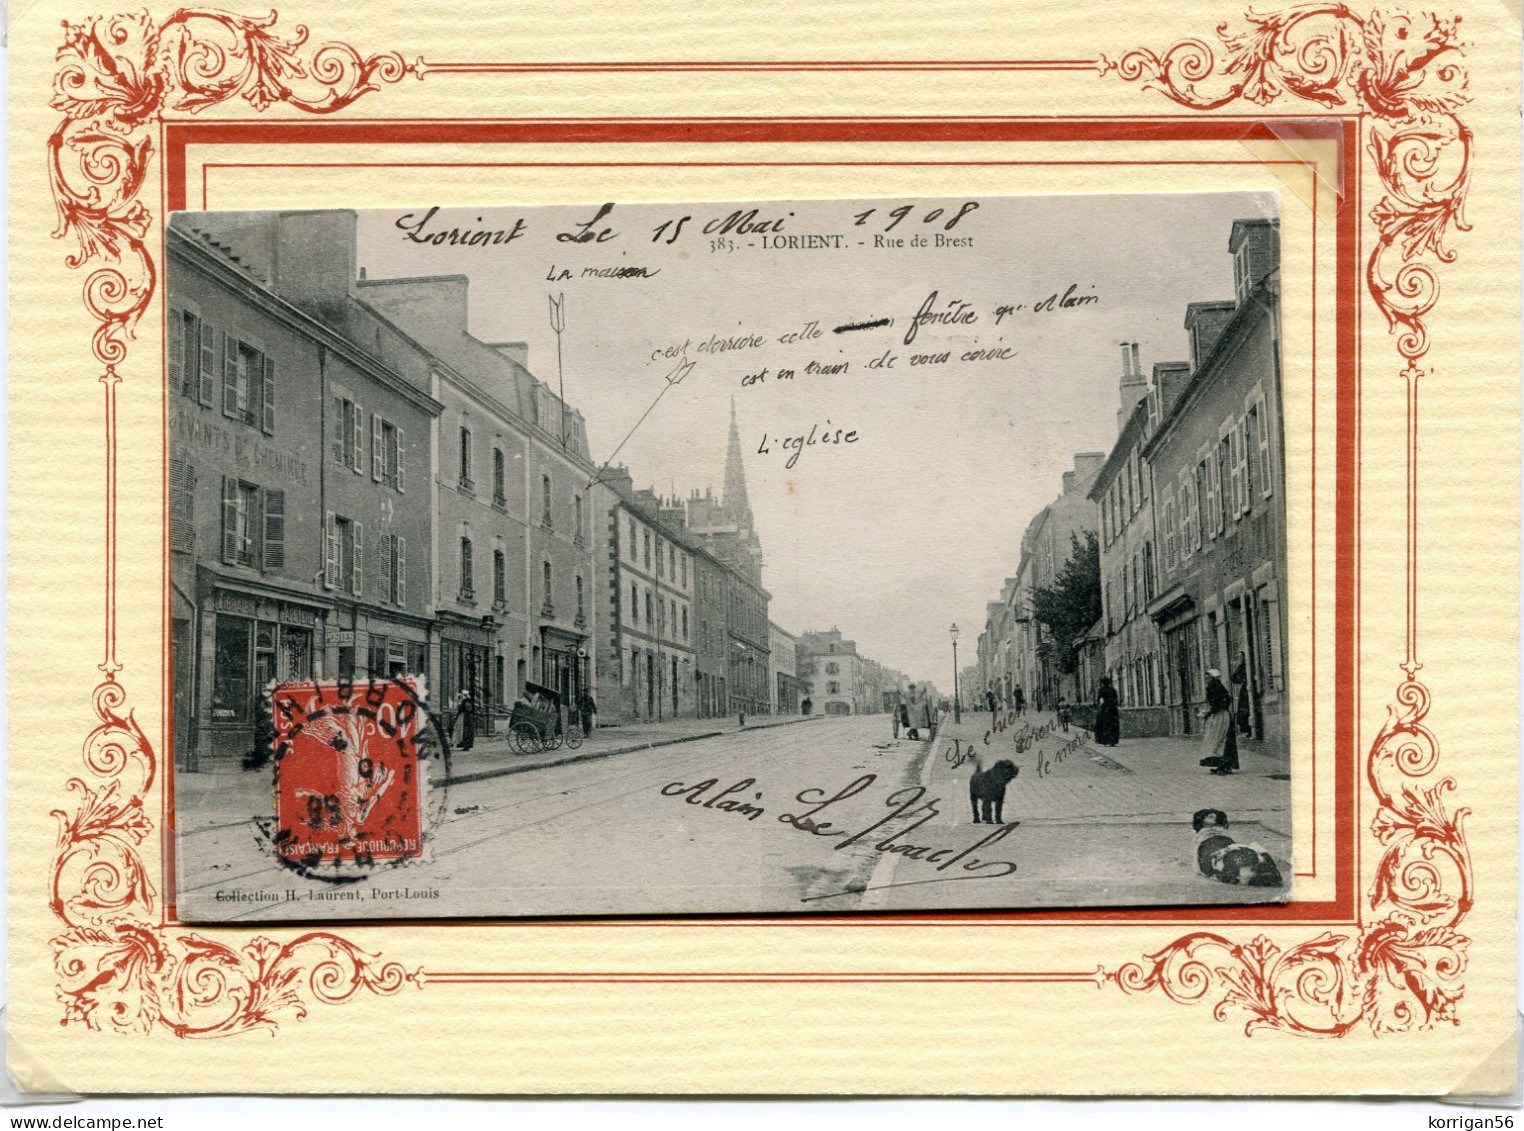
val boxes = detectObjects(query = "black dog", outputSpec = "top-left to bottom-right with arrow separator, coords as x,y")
969,757 -> 1019,823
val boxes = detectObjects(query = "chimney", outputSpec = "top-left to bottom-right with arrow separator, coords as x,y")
487,341 -> 529,371
1072,451 -> 1106,490
605,464 -> 635,496
1118,340 -> 1149,432
272,210 -> 360,313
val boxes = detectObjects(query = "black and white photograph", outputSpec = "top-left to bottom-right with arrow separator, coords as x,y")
167,193 -> 1291,920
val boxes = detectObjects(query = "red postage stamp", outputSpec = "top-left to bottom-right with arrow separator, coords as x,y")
270,678 -> 428,877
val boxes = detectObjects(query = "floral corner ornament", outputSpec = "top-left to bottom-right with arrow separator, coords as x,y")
1105,8 -> 1474,1036
50,8 -> 416,367
1106,5 -> 1471,366
48,8 -> 420,1037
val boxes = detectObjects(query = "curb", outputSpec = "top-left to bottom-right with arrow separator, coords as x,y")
445,715 -> 826,786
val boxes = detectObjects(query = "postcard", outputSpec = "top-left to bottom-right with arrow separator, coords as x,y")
165,195 -> 1295,922
6,0 -> 1517,1098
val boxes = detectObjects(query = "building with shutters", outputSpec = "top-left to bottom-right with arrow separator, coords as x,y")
594,469 -> 698,722
797,629 -> 861,716
1143,217 -> 1287,757
1089,347 -> 1191,737
357,273 -> 600,727
167,213 -> 441,771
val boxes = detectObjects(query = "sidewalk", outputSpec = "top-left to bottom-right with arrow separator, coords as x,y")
174,713 -> 825,832
446,712 -> 822,785
926,711 -> 1289,825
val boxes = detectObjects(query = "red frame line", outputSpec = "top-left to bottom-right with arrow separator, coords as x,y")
162,116 -> 1358,933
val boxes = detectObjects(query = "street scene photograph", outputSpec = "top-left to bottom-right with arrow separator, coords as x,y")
167,192 -> 1292,919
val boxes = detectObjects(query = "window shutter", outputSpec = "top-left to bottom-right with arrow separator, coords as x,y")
379,529 -> 392,603
221,476 -> 239,564
262,488 -> 285,570
1239,418 -> 1252,512
351,520 -> 364,596
1204,458 -> 1219,537
199,324 -> 217,406
1226,426 -> 1242,520
352,407 -> 365,474
1257,399 -> 1273,496
332,398 -> 346,465
372,414 -> 384,481
1240,416 -> 1255,504
395,537 -> 406,606
324,511 -> 338,589
222,335 -> 239,419
169,459 -> 195,552
168,311 -> 185,396
394,427 -> 406,492
261,355 -> 276,434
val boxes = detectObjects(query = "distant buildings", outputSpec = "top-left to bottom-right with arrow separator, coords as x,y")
970,216 -> 1286,759
769,622 -> 799,714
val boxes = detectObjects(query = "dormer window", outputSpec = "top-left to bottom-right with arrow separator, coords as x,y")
1233,243 -> 1252,304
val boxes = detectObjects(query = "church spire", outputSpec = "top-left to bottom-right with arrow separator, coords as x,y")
723,397 -> 753,530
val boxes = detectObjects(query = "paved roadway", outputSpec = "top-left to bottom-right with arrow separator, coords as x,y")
173,712 -> 1290,921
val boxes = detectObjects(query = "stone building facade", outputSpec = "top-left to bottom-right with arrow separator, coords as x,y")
167,212 -> 442,771
1144,218 -> 1287,757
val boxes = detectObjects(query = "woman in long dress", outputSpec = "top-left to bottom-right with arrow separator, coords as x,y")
1093,675 -> 1120,746
1200,668 -> 1233,772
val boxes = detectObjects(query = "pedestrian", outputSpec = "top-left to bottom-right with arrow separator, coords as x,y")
1057,694 -> 1071,732
986,687 -> 997,724
904,684 -> 921,739
739,710 -> 747,729
453,688 -> 476,752
1232,653 -> 1252,736
1093,675 -> 1120,746
1199,667 -> 1235,774
801,696 -> 812,715
1013,685 -> 1026,717
578,689 -> 597,737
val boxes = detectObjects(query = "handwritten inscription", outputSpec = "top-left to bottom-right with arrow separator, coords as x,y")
658,771 -> 1019,903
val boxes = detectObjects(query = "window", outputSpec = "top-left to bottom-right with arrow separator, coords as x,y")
681,606 -> 688,638
169,308 -> 201,399
322,514 -> 362,596
222,478 -> 259,567
1217,435 -> 1233,531
459,536 -> 474,599
574,494 -> 584,542
669,546 -> 676,576
631,582 -> 639,623
494,550 -> 506,606
826,662 -> 839,675
541,474 -> 553,527
576,575 -> 585,622
1143,541 -> 1155,601
333,397 -> 364,471
1163,498 -> 1178,571
371,417 -> 402,487
643,530 -> 651,570
827,681 -> 840,695
681,555 -> 688,587
1180,476 -> 1196,556
543,560 -> 554,611
493,448 -> 506,504
459,426 -> 473,489
628,518 -> 637,559
1253,396 -> 1273,498
656,540 -> 665,578
1225,423 -> 1243,519
645,591 -> 654,628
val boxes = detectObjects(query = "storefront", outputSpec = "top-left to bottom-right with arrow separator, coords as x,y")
541,625 -> 589,715
439,613 -> 496,739
191,577 -> 327,771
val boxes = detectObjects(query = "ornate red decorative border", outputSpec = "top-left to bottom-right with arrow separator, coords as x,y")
45,6 -> 1471,1039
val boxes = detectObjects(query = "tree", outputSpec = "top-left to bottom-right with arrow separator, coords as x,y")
1031,531 -> 1101,674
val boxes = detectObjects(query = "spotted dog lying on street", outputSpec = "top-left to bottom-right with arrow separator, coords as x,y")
1191,808 -> 1283,886
968,755 -> 1019,824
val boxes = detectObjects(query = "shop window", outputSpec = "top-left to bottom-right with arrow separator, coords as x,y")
211,617 -> 252,724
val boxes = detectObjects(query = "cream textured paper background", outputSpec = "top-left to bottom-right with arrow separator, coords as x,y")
6,0 -> 1518,1095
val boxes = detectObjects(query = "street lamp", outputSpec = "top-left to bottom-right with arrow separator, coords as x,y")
950,623 -> 961,724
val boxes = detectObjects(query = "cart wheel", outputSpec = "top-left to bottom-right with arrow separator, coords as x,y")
512,722 -> 541,755
564,728 -> 584,750
543,730 -> 563,751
